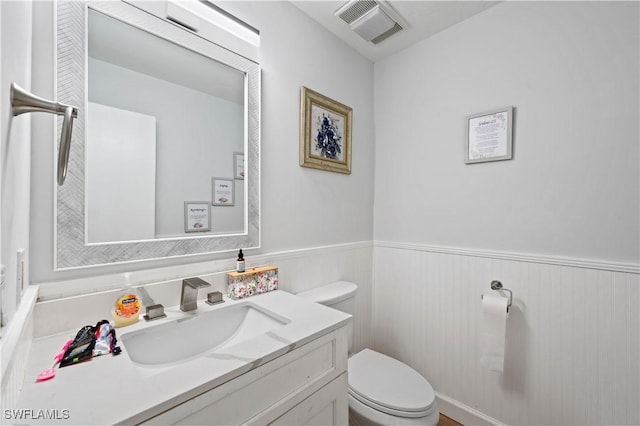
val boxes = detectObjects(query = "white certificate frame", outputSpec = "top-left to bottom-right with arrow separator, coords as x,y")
184,201 -> 211,233
465,106 -> 513,164
234,152 -> 245,180
212,177 -> 235,206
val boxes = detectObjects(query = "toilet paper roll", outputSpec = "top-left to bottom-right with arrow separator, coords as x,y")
479,293 -> 509,373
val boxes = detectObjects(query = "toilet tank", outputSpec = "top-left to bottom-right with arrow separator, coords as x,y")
296,281 -> 358,312
296,281 -> 358,352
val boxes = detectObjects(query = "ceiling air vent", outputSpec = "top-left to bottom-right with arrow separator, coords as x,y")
335,0 -> 404,44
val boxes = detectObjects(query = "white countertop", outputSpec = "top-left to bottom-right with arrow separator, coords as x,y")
17,291 -> 350,425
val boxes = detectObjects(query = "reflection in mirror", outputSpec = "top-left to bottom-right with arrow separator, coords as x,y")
56,1 -> 260,269
87,8 -> 245,243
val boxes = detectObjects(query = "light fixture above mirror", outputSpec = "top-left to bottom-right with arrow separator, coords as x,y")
55,0 -> 260,269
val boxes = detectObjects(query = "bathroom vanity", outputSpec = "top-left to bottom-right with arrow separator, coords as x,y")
16,291 -> 350,425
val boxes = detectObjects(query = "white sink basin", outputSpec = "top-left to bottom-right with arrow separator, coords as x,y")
121,301 -> 290,366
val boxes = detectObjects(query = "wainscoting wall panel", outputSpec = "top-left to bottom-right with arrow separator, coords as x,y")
262,242 -> 374,354
373,242 -> 639,426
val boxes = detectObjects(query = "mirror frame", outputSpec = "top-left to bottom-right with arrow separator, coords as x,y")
55,0 -> 260,269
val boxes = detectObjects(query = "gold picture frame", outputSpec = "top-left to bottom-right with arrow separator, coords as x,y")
300,87 -> 352,174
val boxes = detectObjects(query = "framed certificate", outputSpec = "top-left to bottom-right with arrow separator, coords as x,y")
465,107 -> 513,164
212,177 -> 235,206
234,152 -> 245,180
184,202 -> 210,233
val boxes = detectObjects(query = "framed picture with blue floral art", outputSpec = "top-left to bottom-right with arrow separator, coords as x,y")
300,86 -> 352,174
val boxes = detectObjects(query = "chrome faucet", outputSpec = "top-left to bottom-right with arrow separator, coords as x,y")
180,277 -> 211,312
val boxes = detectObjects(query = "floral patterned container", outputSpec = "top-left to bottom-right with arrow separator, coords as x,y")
226,265 -> 279,299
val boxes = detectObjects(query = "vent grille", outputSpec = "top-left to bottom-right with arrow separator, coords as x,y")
337,0 -> 377,25
335,0 -> 404,44
371,22 -> 402,44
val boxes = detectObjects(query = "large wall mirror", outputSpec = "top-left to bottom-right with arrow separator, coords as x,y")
55,0 -> 260,269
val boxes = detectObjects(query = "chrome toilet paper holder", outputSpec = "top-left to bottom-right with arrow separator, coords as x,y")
481,280 -> 513,312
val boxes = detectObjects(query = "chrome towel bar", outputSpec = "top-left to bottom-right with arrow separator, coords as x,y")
10,82 -> 78,186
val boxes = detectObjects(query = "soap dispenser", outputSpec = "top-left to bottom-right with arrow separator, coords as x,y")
112,273 -> 141,328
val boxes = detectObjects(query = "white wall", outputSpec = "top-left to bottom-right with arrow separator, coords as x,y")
374,1 -> 638,264
1,1 -> 33,329
373,2 -> 639,425
1,0 -> 36,415
29,1 -> 375,285
220,1 -> 375,252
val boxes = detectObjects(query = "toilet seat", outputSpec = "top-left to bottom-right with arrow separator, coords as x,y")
348,349 -> 436,418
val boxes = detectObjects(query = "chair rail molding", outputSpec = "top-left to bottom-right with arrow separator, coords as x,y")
374,240 -> 640,274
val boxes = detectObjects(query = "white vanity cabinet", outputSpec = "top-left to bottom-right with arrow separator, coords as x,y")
140,327 -> 349,425
18,291 -> 351,425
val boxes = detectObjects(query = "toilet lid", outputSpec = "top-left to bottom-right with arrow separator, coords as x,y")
348,349 -> 436,418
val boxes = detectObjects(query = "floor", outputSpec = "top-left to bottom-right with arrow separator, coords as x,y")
438,414 -> 463,426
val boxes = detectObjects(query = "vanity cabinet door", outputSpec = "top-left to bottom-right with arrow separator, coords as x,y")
268,373 -> 348,426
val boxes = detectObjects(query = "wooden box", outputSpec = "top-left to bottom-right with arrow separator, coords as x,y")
226,265 -> 279,299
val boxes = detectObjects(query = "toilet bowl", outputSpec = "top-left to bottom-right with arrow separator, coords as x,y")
296,282 -> 439,426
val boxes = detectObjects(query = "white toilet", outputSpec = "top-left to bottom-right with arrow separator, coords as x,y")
297,281 -> 440,426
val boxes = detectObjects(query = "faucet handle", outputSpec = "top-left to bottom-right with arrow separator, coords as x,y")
183,277 -> 211,289
144,304 -> 166,321
205,291 -> 224,306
